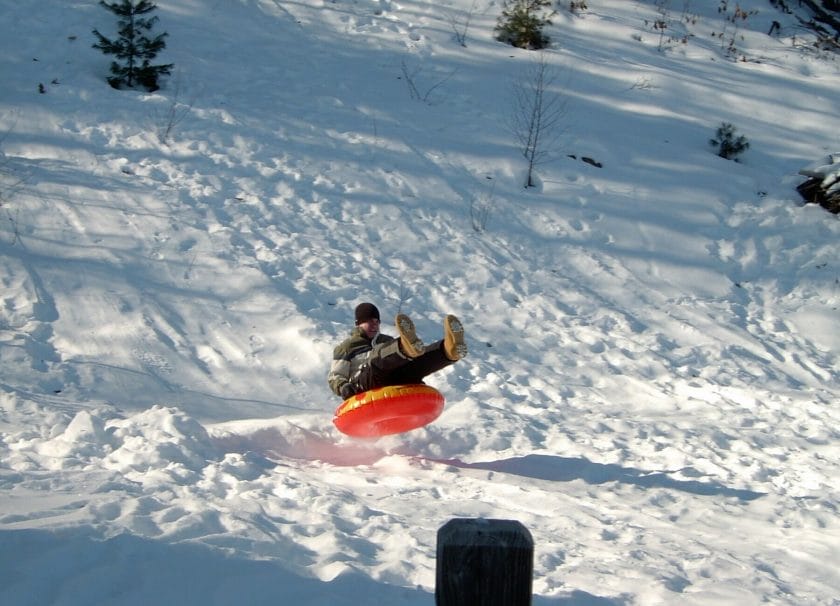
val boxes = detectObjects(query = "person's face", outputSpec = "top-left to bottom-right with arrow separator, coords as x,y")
358,318 -> 380,338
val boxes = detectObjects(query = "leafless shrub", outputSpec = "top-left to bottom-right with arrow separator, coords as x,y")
445,0 -> 480,47
509,53 -> 567,188
152,74 -> 196,144
400,59 -> 456,104
0,123 -> 27,244
469,178 -> 496,232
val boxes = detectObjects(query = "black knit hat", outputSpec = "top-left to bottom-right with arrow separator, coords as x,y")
354,302 -> 380,325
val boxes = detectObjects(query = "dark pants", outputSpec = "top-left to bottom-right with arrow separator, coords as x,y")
357,340 -> 454,391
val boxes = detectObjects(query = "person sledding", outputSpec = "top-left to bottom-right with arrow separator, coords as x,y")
328,302 -> 468,400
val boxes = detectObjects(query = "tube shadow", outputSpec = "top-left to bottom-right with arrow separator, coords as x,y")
443,454 -> 764,501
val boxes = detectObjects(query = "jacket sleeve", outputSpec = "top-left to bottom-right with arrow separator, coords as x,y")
327,355 -> 351,397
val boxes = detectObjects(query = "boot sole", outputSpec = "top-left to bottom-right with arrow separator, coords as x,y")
396,314 -> 424,358
444,315 -> 468,360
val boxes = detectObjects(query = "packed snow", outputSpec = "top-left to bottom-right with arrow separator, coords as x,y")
1,0 -> 838,604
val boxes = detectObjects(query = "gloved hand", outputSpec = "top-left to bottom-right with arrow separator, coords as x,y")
339,382 -> 356,399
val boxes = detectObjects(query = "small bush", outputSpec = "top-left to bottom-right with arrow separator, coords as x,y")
495,0 -> 556,50
710,122 -> 750,161
713,0 -> 758,61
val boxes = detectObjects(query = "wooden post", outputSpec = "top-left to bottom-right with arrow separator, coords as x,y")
435,518 -> 534,606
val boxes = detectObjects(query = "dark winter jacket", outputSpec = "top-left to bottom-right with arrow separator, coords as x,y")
327,328 -> 395,397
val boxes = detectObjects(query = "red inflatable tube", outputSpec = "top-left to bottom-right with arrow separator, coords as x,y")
333,384 -> 445,438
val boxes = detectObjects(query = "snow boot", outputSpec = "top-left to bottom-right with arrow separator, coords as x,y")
396,314 -> 424,359
443,315 -> 467,361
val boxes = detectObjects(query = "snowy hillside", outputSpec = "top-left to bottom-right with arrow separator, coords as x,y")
1,0 -> 838,604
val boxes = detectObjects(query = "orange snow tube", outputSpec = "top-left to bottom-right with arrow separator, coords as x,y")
333,384 -> 445,438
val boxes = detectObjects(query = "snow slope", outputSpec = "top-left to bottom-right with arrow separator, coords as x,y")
1,0 -> 838,603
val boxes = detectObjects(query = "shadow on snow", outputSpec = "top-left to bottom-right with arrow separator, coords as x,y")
0,527 -> 623,605
444,453 -> 765,501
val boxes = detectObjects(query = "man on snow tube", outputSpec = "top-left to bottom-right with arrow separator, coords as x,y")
327,302 -> 468,400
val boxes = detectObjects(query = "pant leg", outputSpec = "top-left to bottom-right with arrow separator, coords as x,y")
386,340 -> 454,385
355,340 -> 455,390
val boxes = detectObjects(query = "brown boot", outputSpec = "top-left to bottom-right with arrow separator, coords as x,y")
396,314 -> 424,358
443,315 -> 467,361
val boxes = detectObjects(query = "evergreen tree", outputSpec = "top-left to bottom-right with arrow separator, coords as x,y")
92,0 -> 173,92
710,123 -> 750,161
495,0 -> 556,50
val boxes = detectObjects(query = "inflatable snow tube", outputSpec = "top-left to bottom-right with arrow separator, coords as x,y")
333,384 -> 445,438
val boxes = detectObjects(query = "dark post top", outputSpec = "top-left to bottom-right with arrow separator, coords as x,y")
436,518 -> 534,606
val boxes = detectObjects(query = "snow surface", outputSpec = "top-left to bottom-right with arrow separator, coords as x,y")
1,0 -> 838,604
